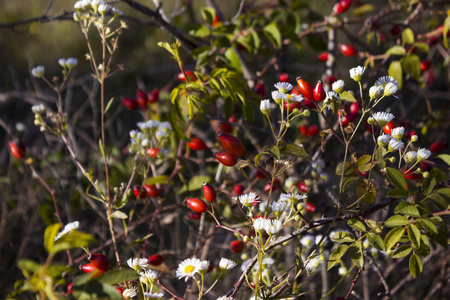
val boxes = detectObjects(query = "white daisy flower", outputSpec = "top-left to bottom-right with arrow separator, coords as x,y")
391,127 -> 405,140
279,193 -> 307,204
31,104 -> 46,114
264,219 -> 283,235
375,76 -> 397,88
260,99 -> 271,114
219,258 -> 237,271
383,82 -> 398,96
404,151 -> 417,164
98,3 -> 111,14
271,90 -> 284,101
253,217 -> 267,232
417,148 -> 431,161
127,258 -> 149,271
388,138 -> 404,152
372,111 -> 394,127
349,66 -> 366,82
377,134 -> 391,147
123,286 -> 138,299
66,57 -> 78,69
332,79 -> 345,93
270,201 -> 287,214
238,192 -> 259,207
54,221 -> 79,241
300,234 -> 315,247
140,269 -> 159,285
74,1 -> 85,11
58,58 -> 67,68
146,120 -> 161,129
198,260 -> 210,274
274,82 -> 293,94
158,121 -> 172,131
369,85 -> 383,99
283,93 -> 303,103
143,292 -> 164,299
176,257 -> 201,281
325,91 -> 339,103
31,65 -> 45,78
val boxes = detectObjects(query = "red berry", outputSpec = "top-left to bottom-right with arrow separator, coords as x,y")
283,100 -> 302,111
228,115 -> 237,123
220,121 -> 234,134
390,25 -> 401,35
121,97 -> 138,110
291,86 -> 300,95
430,141 -> 447,153
339,43 -> 358,56
88,253 -> 110,271
296,77 -> 314,101
202,182 -> 217,202
307,125 -> 319,136
382,120 -> 395,135
420,162 -> 431,171
407,131 -> 417,140
133,185 -> 146,199
137,89 -> 148,109
403,169 -> 421,180
356,168 -> 368,176
115,287 -> 124,296
178,70 -> 197,82
215,151 -> 238,166
148,88 -> 159,103
229,240 -> 245,253
147,147 -> 159,158
212,15 -> 222,27
318,52 -> 328,62
186,198 -> 208,213
305,202 -> 316,213
256,170 -> 266,179
188,212 -> 202,220
327,75 -> 338,85
313,80 -> 326,102
264,179 -> 280,192
9,141 -> 26,160
420,60 -> 431,72
333,0 -> 352,14
279,73 -> 290,82
80,263 -> 105,277
303,99 -> 315,108
298,182 -> 309,193
300,125 -> 308,136
187,137 -> 208,151
255,82 -> 266,99
148,254 -> 164,266
341,115 -> 350,127
67,283 -> 73,295
144,184 -> 160,198
350,102 -> 360,114
218,131 -> 246,156
234,184 -> 245,195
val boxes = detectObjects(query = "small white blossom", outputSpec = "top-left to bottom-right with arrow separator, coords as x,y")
391,127 -> 405,140
74,1 -> 85,10
369,85 -> 383,99
127,258 -> 149,270
384,82 -> 398,96
112,7 -> 123,16
129,130 -> 139,139
158,121 -> 172,131
54,221 -> 79,241
283,93 -> 303,103
271,90 -> 284,101
260,99 -> 271,114
219,258 -> 237,270
349,66 -> 365,82
31,65 -> 45,78
58,58 -> 67,68
375,76 -> 397,88
32,104 -> 46,114
253,217 -> 267,232
377,134 -> 391,147
66,57 -> 78,69
98,3 -> 111,14
372,111 -> 395,127
325,91 -> 339,102
300,234 -> 315,247
274,82 -> 293,94
279,193 -> 307,204
411,135 -> 418,142
155,130 -> 167,139
123,287 -> 138,299
270,201 -> 287,214
388,138 -> 404,152
198,260 -> 210,274
143,292 -> 164,299
239,192 -> 259,207
140,269 -> 159,285
332,79 -> 345,93
404,151 -> 417,164
264,219 -> 283,235
305,255 -> 321,271
417,148 -> 431,161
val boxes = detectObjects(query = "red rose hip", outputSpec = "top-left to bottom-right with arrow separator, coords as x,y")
202,182 -> 217,202
187,198 -> 208,213
218,131 -> 246,156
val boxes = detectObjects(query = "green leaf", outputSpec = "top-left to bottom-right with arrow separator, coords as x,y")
430,168 -> 448,183
52,231 -> 97,255
271,145 -> 280,159
386,167 -> 406,190
409,252 -> 422,278
339,91 -> 357,103
413,42 -> 429,53
355,179 -> 376,204
97,269 -> 139,284
280,143 -> 310,160
367,233 -> 384,250
423,177 -> 436,197
421,219 -> 438,235
349,241 -> 364,269
98,139 -> 105,159
392,245 -> 412,258
385,215 -> 409,227
407,224 -> 421,249
201,7 -> 215,25
178,175 -> 211,194
104,97 -> 114,114
327,244 -> 349,270
170,86 -> 182,104
189,24 -> 210,38
388,60 -> 403,89
224,48 -> 242,74
402,54 -> 421,80
437,154 -> 450,166
44,223 -> 61,253
111,211 -> 127,219
17,259 -> 40,272
394,201 -> 420,217
443,15 -> 450,48
386,46 -> 406,56
331,231 -> 355,243
357,155 -> 372,173
348,219 -> 367,232
336,161 -> 356,176
402,28 -> 415,44
384,227 -> 405,251
428,193 -> 449,210
416,234 -> 430,256
263,23 -> 282,48
73,281 -> 123,300
387,187 -> 409,198
436,187 -> 450,198
146,175 -> 169,185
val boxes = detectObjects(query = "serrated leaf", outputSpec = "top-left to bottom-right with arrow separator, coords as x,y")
388,60 -> 403,89
421,219 -> 438,235
331,231 -> 355,243
386,167 -> 407,190
384,227 -> 405,251
357,155 -> 372,173
280,144 -> 310,160
104,97 -> 114,114
349,241 -> 364,269
407,224 -> 421,249
111,211 -> 127,219
336,161 -> 356,176
44,223 -> 61,253
387,187 -> 409,198
327,244 -> 349,270
409,252 -> 422,278
339,91 -> 357,103
437,154 -> 450,166
402,54 -> 421,80
386,46 -> 406,55
123,233 -> 154,250
367,233 -> 384,250
385,215 -> 409,227
348,219 -> 367,232
392,245 -> 412,258
402,28 -> 415,44
264,23 -> 282,48
394,202 -> 420,217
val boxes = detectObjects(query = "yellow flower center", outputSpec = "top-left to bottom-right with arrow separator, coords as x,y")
184,265 -> 195,273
